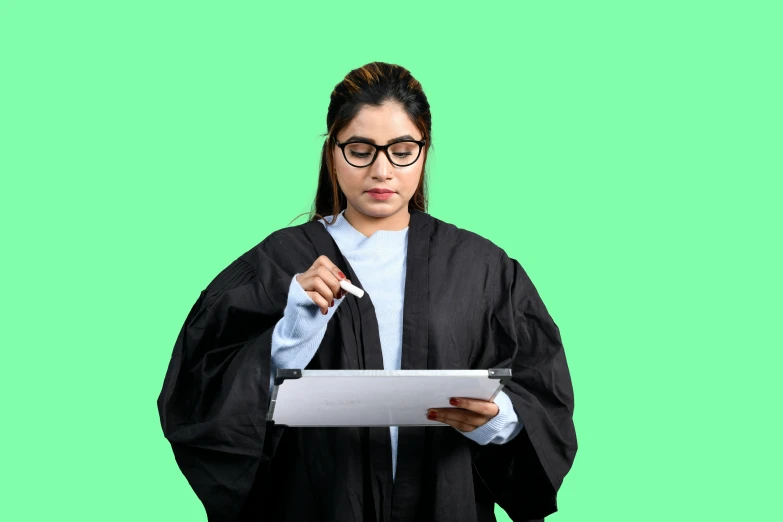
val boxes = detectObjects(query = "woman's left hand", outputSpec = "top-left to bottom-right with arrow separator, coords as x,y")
426,397 -> 499,432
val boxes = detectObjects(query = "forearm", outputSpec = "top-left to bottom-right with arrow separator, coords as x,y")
270,274 -> 344,389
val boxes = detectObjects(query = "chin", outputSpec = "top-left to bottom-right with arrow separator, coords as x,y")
353,202 -> 405,219
363,208 -> 398,218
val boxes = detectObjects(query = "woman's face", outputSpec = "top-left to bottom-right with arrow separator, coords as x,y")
333,101 -> 425,222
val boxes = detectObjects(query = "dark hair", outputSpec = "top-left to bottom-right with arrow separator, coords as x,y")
301,62 -> 432,224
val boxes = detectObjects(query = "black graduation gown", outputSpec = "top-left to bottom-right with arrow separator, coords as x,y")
157,209 -> 577,522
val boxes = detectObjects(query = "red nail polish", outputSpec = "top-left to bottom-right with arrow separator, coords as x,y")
427,411 -> 437,420
449,398 -> 460,406
330,300 -> 334,307
338,271 -> 346,279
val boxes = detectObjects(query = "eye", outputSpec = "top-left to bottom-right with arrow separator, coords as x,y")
389,142 -> 418,159
345,143 -> 374,159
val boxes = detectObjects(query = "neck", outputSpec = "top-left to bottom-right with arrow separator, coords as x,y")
343,206 -> 411,237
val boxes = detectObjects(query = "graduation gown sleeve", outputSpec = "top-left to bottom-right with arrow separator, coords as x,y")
156,238 -> 294,521
471,249 -> 578,520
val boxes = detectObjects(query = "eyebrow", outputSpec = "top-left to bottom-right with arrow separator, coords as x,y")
343,134 -> 420,144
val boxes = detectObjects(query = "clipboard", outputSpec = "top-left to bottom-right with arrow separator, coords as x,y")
267,368 -> 511,427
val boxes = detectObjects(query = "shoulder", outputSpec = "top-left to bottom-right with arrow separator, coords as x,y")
426,212 -> 509,267
234,222 -> 318,274
199,223 -> 317,306
260,224 -> 313,249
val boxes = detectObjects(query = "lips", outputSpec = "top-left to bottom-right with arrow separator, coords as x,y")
366,189 -> 395,201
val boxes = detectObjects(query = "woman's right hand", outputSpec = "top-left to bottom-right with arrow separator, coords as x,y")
295,255 -> 350,315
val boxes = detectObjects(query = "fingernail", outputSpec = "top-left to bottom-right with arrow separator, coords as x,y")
330,300 -> 334,307
322,309 -> 327,315
338,271 -> 346,279
449,398 -> 460,406
427,411 -> 437,420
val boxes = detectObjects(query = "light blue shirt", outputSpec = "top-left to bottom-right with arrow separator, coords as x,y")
270,211 -> 524,480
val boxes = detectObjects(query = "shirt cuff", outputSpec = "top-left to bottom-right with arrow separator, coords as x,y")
460,390 -> 524,446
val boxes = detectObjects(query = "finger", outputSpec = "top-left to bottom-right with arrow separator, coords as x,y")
316,255 -> 348,279
446,419 -> 477,433
307,256 -> 349,298
297,272 -> 328,299
315,266 -> 341,298
310,276 -> 336,304
311,256 -> 348,295
310,255 -> 329,270
325,266 -> 349,297
313,255 -> 331,269
449,397 -> 500,418
299,271 -> 347,300
315,266 -> 343,298
306,257 -> 327,276
427,410 -> 477,432
430,408 -> 488,428
305,291 -> 330,314
338,279 -> 353,298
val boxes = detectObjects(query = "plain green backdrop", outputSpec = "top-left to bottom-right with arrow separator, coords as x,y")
1,1 -> 780,521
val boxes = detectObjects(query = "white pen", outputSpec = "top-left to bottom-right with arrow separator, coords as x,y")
340,280 -> 365,298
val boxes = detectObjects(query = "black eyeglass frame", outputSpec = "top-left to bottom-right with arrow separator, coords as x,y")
332,135 -> 427,168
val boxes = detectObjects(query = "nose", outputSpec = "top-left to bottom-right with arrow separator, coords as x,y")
370,149 -> 394,180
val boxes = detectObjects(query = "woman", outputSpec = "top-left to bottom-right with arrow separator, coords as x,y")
158,62 -> 577,522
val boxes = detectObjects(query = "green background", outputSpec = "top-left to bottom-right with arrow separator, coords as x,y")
2,1 -> 780,520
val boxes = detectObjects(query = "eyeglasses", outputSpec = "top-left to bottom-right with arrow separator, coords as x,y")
333,136 -> 426,168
